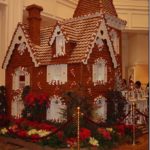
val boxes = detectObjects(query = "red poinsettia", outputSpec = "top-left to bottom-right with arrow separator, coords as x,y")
66,137 -> 77,147
114,124 -> 125,136
115,124 -> 133,137
31,134 -> 40,142
98,128 -> 112,140
24,92 -> 49,107
17,130 -> 27,138
80,127 -> 91,141
57,131 -> 64,140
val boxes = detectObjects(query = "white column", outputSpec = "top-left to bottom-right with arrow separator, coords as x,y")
0,0 -> 23,85
0,4 -> 6,85
121,33 -> 129,79
7,0 -> 23,44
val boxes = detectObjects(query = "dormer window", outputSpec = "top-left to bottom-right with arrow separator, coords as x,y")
55,35 -> 65,57
49,25 -> 66,58
93,58 -> 107,85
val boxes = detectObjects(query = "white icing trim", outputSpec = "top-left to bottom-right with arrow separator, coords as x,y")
46,95 -> 66,122
49,25 -> 67,57
94,95 -> 106,104
105,14 -> 126,30
11,89 -> 24,118
94,95 -> 107,122
83,20 -> 117,68
94,58 -> 107,65
49,25 -> 66,46
63,12 -> 102,23
3,25 -> 39,69
109,29 -> 120,54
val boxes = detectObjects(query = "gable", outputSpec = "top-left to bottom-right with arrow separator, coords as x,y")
105,14 -> 126,30
82,19 -> 117,68
49,25 -> 67,46
2,24 -> 39,69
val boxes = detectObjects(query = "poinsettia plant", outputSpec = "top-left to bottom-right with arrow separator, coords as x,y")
0,117 -> 134,149
22,92 -> 49,121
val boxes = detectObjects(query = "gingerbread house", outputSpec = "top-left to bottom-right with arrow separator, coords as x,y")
2,0 -> 126,121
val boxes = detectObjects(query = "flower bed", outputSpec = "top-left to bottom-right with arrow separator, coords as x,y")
0,117 -> 134,150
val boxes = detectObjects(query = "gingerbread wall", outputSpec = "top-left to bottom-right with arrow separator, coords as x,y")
6,46 -> 34,115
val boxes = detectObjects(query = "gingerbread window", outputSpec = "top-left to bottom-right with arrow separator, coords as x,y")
47,64 -> 67,85
93,58 -> 107,85
12,67 -> 30,90
55,35 -> 66,57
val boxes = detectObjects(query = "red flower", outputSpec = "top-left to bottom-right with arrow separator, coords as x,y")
25,92 -> 49,107
66,138 -> 77,147
17,130 -> 27,138
25,93 -> 36,106
80,127 -> 91,141
38,123 -> 56,131
30,134 -> 40,142
115,124 -> 125,136
98,128 -> 112,140
9,125 -> 19,133
38,93 -> 49,105
57,131 -> 64,140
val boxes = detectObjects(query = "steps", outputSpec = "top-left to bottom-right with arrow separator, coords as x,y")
136,124 -> 148,135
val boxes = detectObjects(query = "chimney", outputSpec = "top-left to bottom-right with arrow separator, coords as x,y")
26,4 -> 43,45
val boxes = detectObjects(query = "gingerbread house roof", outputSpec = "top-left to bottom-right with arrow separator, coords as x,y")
2,0 -> 127,69
2,23 -> 40,69
2,12 -> 126,69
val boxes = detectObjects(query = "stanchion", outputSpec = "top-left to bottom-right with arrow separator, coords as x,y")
132,102 -> 136,145
77,107 -> 80,150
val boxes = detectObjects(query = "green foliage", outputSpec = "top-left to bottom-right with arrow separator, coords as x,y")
62,84 -> 94,121
44,134 -> 65,148
21,87 -> 49,122
0,86 -> 7,115
21,85 -> 31,100
106,90 -> 127,124
22,101 -> 46,122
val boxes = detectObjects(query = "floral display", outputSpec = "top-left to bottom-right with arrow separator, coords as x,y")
89,137 -> 99,147
0,117 -> 134,149
22,92 -> 49,121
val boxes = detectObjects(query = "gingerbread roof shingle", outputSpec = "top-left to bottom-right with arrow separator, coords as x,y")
73,0 -> 117,17
3,11 -> 126,68
38,13 -> 104,65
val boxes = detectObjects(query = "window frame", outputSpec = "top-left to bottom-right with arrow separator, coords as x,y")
47,64 -> 67,85
92,58 -> 107,85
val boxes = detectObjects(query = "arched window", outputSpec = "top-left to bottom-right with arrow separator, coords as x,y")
12,67 -> 30,90
11,67 -> 30,118
46,95 -> 66,122
11,89 -> 24,118
93,96 -> 107,122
